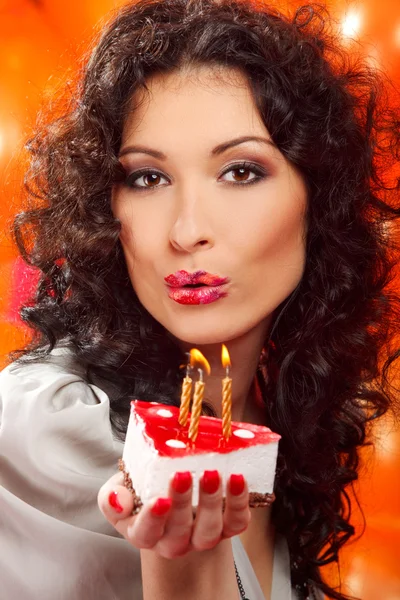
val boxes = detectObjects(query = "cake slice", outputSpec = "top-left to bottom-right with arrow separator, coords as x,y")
120,400 -> 281,511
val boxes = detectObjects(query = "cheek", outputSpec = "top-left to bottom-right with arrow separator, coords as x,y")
231,190 -> 307,291
259,207 -> 306,263
115,201 -> 156,265
115,202 -> 167,303
113,195 -> 134,244
237,205 -> 305,258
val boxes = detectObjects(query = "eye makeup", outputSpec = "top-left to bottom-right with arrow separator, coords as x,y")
122,160 -> 270,191
218,161 -> 269,186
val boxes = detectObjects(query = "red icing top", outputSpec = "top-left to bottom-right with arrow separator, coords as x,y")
130,400 -> 281,457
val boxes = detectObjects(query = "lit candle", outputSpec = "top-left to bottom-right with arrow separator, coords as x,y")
221,344 -> 232,439
188,349 -> 211,442
179,354 -> 193,427
188,371 -> 205,442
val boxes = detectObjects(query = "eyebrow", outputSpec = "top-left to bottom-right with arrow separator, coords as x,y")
118,136 -> 275,159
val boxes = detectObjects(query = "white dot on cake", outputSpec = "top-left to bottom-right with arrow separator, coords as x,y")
156,409 -> 173,418
233,429 -> 255,439
165,439 -> 186,449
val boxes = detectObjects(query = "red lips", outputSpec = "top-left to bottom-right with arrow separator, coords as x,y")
164,270 -> 229,305
164,270 -> 228,288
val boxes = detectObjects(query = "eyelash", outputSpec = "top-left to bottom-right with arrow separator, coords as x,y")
123,161 -> 268,191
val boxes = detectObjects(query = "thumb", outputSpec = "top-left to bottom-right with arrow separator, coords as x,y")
98,471 -> 135,527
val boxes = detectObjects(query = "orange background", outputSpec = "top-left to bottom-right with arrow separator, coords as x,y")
0,1 -> 399,598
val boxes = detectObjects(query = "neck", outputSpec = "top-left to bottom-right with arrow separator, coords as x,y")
180,320 -> 271,424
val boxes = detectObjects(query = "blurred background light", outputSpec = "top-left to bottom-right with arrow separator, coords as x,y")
341,9 -> 363,38
395,23 -> 400,48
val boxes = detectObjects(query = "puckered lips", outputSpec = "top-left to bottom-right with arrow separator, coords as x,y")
164,270 -> 229,305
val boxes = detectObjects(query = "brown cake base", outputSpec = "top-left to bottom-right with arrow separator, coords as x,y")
118,459 -> 275,514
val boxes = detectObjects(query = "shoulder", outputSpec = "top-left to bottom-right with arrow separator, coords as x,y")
0,346 -> 123,530
0,346 -> 123,481
0,346 -> 110,419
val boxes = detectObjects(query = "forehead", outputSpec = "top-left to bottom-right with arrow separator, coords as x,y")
121,65 -> 269,148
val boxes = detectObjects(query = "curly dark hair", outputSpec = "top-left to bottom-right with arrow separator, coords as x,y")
11,0 -> 400,598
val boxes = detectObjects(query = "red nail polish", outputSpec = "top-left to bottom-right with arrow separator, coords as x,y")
229,474 -> 245,496
172,471 -> 192,494
151,498 -> 172,516
202,470 -> 220,494
108,491 -> 124,513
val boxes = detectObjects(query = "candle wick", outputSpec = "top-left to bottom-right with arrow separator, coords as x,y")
226,365 -> 230,378
198,367 -> 204,382
185,353 -> 192,378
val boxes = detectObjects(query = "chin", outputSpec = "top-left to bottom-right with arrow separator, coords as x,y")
147,301 -> 273,347
165,320 -> 256,347
165,326 -> 222,346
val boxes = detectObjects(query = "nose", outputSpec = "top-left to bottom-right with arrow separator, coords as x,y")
169,194 -> 214,253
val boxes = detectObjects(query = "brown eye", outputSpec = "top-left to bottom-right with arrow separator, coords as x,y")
143,173 -> 162,187
125,170 -> 169,189
219,162 -> 267,186
231,167 -> 251,182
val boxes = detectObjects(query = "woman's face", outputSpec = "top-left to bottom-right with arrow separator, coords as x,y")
112,66 -> 307,345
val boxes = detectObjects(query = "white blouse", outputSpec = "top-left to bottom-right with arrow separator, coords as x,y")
0,347 -> 310,600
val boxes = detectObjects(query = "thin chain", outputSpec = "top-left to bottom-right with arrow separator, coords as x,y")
308,585 -> 317,600
296,581 -> 318,600
235,559 -> 318,600
234,560 -> 250,600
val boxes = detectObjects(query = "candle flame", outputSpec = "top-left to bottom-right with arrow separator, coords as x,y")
190,348 -> 211,375
221,344 -> 231,369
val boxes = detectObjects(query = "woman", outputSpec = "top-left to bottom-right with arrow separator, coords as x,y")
1,0 -> 399,598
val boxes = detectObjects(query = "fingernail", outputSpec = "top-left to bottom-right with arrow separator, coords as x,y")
151,498 -> 172,516
172,471 -> 192,494
202,470 -> 220,494
229,474 -> 245,496
108,491 -> 124,513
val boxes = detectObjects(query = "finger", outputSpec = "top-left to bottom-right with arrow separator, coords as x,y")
127,497 -> 172,549
191,470 -> 223,551
156,471 -> 194,558
99,473 -> 173,549
98,472 -> 135,527
222,474 -> 251,538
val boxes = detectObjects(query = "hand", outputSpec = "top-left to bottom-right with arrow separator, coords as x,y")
98,470 -> 251,559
